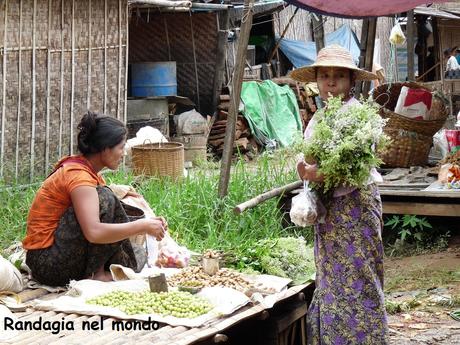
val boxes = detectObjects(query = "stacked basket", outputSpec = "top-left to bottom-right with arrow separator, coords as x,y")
372,82 -> 448,167
131,142 -> 184,180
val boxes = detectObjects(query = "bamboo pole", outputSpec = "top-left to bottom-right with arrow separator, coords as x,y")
104,0 -> 107,113
59,0 -> 64,157
87,0 -> 92,109
0,0 -> 7,179
124,2 -> 129,125
45,0 -> 52,173
0,45 -> 126,53
117,0 -> 122,120
70,0 -> 75,154
234,180 -> 302,214
218,0 -> 254,198
30,0 -> 37,180
190,14 -> 200,111
15,0 -> 22,180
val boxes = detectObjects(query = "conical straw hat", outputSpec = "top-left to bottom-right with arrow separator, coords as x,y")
290,44 -> 377,82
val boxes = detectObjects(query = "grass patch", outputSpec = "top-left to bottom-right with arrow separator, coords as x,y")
385,267 -> 460,293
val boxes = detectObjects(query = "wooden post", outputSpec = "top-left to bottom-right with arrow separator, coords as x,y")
355,19 -> 369,97
87,0 -> 92,109
362,18 -> 377,96
0,0 -> 7,179
15,0 -> 22,179
432,17 -> 441,81
70,0 -> 75,154
212,11 -> 230,115
406,9 -> 415,81
30,0 -> 36,180
45,0 -> 52,173
59,0 -> 64,158
312,13 -> 324,53
218,0 -> 254,198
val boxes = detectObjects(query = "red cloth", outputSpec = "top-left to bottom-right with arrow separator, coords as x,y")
403,88 -> 432,110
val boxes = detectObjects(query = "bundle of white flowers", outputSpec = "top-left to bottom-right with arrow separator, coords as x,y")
300,96 -> 389,193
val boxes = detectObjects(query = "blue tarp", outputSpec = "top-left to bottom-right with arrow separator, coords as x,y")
278,25 -> 360,68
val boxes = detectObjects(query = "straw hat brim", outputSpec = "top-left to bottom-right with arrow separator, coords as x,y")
290,63 -> 377,82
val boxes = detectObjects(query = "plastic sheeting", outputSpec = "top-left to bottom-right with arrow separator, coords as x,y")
278,25 -> 360,68
241,80 -> 302,149
283,0 -> 449,18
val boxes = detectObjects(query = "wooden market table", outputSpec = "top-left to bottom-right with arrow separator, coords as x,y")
379,181 -> 460,217
2,283 -> 314,345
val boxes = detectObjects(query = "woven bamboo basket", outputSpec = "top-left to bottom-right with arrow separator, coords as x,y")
372,82 -> 448,167
131,142 -> 184,180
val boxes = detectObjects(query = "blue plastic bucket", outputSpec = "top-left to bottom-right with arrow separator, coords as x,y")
131,62 -> 177,97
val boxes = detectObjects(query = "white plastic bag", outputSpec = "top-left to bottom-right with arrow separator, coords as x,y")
389,23 -> 406,45
289,181 -> 324,227
0,255 -> 23,293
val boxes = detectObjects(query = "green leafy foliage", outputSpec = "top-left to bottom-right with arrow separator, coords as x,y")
246,237 -> 316,284
298,96 -> 389,192
385,215 -> 432,243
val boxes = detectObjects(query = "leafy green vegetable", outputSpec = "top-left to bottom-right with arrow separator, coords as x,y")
256,237 -> 315,285
300,96 -> 389,192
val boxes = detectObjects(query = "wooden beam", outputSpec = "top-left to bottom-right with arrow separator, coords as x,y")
15,0 -> 22,179
362,18 -> 377,97
1,0 -> 8,179
30,0 -> 37,180
212,11 -> 230,116
234,180 -> 302,214
383,202 -> 460,217
312,13 -> 324,53
355,18 -> 369,97
406,9 -> 415,81
218,0 -> 254,198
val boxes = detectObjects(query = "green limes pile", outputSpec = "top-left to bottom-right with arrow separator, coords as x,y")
86,290 -> 213,318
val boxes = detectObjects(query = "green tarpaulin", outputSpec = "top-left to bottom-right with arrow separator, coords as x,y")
241,80 -> 302,148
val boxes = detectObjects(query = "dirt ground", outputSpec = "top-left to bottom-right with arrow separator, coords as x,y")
385,236 -> 460,344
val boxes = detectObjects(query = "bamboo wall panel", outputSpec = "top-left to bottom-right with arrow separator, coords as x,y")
0,0 -> 128,182
129,11 -> 218,115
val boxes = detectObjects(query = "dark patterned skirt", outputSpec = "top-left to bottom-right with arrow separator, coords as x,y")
307,184 -> 389,345
26,186 -> 140,287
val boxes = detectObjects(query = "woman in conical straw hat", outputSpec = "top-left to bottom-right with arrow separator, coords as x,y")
292,44 -> 389,344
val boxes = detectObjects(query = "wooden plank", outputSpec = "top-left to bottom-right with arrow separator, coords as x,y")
383,202 -> 460,216
379,189 -> 460,198
218,0 -> 254,198
362,18 -> 376,96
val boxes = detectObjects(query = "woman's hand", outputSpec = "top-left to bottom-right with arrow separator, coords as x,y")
297,161 -> 324,183
125,190 -> 141,198
141,217 -> 167,241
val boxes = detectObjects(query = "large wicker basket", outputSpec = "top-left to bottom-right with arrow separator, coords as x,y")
372,82 -> 448,167
131,142 -> 184,179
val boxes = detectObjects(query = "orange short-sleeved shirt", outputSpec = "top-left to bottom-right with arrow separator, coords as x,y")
23,155 -> 106,250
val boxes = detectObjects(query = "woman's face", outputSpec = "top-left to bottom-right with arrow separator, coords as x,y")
101,139 -> 126,170
316,67 -> 353,100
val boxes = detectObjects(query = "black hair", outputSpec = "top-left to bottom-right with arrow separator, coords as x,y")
444,48 -> 453,57
77,111 -> 127,155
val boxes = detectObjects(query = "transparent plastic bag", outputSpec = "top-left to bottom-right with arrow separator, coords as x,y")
389,23 -> 406,45
147,233 -> 191,268
289,181 -> 325,227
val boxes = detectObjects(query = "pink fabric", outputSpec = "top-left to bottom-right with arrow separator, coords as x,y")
286,0 -> 448,18
302,98 -> 382,197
